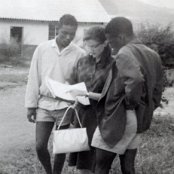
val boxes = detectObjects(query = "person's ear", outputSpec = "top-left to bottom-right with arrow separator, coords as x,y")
118,34 -> 123,40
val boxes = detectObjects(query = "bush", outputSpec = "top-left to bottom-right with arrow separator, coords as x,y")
137,23 -> 174,67
137,24 -> 174,87
0,38 -> 21,64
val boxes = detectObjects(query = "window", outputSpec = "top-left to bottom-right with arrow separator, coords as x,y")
10,27 -> 23,43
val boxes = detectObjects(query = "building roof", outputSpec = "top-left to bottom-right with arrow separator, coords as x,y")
0,0 -> 110,23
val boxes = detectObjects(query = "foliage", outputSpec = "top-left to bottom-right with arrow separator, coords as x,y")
137,23 -> 174,67
137,24 -> 174,87
0,38 -> 23,65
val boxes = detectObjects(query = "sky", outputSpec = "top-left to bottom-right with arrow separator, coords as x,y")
139,0 -> 174,9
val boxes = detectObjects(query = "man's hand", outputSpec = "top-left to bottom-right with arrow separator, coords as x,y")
27,108 -> 37,123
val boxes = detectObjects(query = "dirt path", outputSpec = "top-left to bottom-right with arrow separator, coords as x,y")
0,85 -> 35,155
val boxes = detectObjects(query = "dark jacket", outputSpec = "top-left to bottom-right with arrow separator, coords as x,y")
70,45 -> 114,143
97,39 -> 163,147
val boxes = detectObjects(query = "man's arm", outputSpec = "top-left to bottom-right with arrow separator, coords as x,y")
25,47 -> 41,122
116,54 -> 144,109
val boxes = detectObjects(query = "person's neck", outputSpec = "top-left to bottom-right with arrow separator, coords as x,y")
126,35 -> 135,44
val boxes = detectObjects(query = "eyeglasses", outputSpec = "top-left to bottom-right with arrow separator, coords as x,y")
85,42 -> 103,50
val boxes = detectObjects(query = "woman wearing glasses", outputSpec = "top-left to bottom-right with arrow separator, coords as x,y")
68,26 -> 113,174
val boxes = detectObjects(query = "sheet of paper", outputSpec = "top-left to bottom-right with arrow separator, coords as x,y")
46,77 -> 90,105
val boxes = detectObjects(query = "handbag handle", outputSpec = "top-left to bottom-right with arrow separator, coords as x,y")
57,105 -> 82,130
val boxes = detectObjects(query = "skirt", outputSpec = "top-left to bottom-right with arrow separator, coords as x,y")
91,110 -> 141,155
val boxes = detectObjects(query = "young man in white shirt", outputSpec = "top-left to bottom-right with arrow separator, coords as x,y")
25,14 -> 85,174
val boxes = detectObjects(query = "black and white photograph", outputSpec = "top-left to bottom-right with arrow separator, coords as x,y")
0,0 -> 174,174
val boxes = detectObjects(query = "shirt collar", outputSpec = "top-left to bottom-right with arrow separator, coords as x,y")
51,39 -> 74,54
51,39 -> 57,48
128,37 -> 142,45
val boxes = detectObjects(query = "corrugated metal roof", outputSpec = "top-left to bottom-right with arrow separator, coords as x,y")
0,0 -> 110,23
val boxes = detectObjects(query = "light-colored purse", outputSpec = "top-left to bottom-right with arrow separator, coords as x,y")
53,106 -> 90,154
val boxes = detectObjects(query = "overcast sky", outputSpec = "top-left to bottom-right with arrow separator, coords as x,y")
139,0 -> 174,9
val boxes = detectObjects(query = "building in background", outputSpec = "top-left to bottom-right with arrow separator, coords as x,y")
0,0 -> 110,59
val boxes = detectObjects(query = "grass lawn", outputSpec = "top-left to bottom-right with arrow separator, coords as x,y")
0,115 -> 173,174
135,115 -> 174,174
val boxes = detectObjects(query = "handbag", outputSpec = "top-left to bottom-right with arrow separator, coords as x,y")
53,105 -> 90,154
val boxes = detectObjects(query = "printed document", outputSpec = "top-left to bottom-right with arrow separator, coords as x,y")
46,77 -> 90,105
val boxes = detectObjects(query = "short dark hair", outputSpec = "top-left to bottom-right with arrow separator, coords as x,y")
84,26 -> 106,44
59,14 -> 78,28
105,17 -> 133,37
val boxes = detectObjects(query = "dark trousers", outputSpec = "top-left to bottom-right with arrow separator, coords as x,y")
95,148 -> 137,174
36,122 -> 69,174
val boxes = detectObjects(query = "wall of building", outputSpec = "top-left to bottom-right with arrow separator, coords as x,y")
0,19 -> 49,45
0,19 -> 104,45
0,19 -> 103,59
